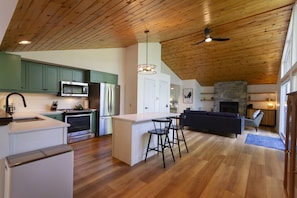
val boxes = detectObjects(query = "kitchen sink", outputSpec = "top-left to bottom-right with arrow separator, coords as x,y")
13,117 -> 44,123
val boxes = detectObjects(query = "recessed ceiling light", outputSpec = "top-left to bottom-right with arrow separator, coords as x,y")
18,40 -> 31,45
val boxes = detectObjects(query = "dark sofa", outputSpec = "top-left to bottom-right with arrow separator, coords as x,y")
181,110 -> 245,137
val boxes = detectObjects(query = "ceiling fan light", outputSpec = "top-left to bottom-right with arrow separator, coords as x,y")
205,37 -> 212,42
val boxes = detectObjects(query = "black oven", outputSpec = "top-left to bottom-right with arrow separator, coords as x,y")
63,110 -> 94,143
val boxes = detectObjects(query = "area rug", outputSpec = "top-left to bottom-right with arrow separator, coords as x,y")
245,133 -> 285,151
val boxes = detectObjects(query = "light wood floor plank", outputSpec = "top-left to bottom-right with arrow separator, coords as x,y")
226,153 -> 252,197
245,163 -> 267,197
71,127 -> 286,198
199,163 -> 234,198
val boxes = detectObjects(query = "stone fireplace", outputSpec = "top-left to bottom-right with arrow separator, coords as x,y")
214,81 -> 247,115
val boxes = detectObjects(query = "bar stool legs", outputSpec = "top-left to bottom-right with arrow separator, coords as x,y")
145,133 -> 175,168
171,120 -> 189,157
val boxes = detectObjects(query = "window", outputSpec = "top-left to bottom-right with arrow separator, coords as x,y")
281,33 -> 292,77
279,3 -> 297,139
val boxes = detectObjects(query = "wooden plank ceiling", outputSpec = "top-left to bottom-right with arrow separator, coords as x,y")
0,0 -> 295,86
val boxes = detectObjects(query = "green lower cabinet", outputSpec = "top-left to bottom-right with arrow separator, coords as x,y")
86,70 -> 118,84
0,52 -> 21,91
43,113 -> 63,121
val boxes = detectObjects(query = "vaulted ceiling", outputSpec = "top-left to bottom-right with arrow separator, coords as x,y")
0,0 -> 295,86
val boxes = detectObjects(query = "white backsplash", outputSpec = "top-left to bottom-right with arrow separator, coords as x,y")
0,92 -> 87,113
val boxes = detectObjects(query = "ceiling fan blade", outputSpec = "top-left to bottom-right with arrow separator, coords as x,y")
192,28 -> 230,45
212,38 -> 230,41
191,40 -> 205,45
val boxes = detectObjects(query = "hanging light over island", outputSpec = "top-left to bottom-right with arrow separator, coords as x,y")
138,30 -> 157,74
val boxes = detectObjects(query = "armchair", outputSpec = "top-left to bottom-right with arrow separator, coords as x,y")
245,110 -> 264,131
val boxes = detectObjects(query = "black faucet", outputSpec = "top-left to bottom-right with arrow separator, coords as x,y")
6,92 -> 27,115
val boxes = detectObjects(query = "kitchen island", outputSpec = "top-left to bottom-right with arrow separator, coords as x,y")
112,112 -> 177,166
0,112 -> 69,198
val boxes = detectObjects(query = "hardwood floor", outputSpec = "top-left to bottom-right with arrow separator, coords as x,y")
71,127 -> 286,198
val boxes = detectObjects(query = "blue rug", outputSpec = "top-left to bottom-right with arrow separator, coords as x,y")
245,134 -> 285,151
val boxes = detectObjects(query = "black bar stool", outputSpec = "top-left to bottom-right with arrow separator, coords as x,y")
168,115 -> 189,157
144,118 -> 175,168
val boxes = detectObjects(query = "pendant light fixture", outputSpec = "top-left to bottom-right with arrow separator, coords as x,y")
138,30 -> 157,74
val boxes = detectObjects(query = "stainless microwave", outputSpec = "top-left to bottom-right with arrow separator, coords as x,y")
60,81 -> 88,97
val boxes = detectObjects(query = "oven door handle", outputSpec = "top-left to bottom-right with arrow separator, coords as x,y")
65,113 -> 91,118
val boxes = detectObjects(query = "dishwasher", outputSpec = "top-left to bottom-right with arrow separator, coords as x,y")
4,144 -> 74,198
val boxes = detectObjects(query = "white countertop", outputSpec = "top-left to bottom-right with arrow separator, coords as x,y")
8,112 -> 69,134
40,109 -> 96,115
112,112 -> 179,123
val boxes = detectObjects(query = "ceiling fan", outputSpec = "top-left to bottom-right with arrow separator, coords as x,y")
192,28 -> 230,45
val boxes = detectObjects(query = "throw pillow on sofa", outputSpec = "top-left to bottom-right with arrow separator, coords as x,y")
252,109 -> 261,119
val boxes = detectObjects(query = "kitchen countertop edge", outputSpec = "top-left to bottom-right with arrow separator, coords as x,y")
8,113 -> 69,134
112,112 -> 179,123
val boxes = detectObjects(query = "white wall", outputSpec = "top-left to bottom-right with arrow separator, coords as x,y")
0,0 -> 17,45
124,44 -> 138,114
161,61 -> 182,86
179,79 -> 202,112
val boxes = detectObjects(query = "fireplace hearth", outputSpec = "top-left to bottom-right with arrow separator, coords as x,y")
220,101 -> 239,113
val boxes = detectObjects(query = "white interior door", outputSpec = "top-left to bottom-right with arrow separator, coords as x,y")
143,78 -> 156,113
159,80 -> 170,112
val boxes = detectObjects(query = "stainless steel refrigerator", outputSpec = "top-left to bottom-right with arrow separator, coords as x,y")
89,83 -> 120,136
